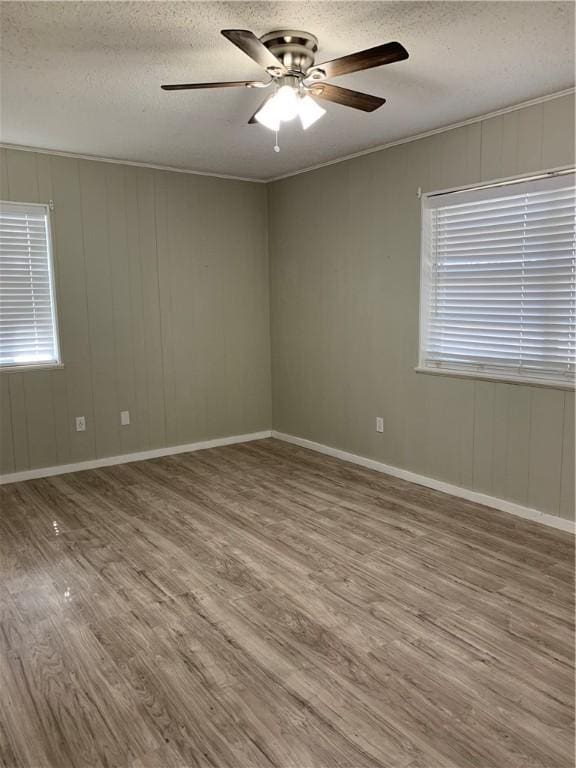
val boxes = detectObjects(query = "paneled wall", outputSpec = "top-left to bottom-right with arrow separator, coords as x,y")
269,93 -> 575,520
0,149 -> 271,473
1,94 -> 574,521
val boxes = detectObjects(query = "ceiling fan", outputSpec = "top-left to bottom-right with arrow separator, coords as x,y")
161,29 -> 409,134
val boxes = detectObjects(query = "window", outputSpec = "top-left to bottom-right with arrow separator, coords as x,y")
419,172 -> 575,388
0,201 -> 61,370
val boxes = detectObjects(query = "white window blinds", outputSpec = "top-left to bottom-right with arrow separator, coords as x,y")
0,201 -> 61,369
419,172 -> 575,387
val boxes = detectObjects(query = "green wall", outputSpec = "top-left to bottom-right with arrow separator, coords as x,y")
0,149 -> 271,472
269,93 -> 575,520
1,93 -> 574,522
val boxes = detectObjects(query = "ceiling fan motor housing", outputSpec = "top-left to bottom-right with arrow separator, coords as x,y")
260,30 -> 319,77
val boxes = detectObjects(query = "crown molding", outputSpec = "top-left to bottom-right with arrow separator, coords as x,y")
0,143 -> 266,184
266,87 -> 576,182
2,87 -> 573,184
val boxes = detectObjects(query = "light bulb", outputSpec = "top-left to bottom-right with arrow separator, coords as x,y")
298,95 -> 326,129
272,85 -> 300,122
254,97 -> 281,131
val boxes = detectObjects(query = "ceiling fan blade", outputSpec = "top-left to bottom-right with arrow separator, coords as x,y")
312,41 -> 408,79
161,80 -> 263,91
221,29 -> 286,73
248,95 -> 271,124
310,83 -> 385,112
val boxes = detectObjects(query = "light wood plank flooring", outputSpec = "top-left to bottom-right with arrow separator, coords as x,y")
0,438 -> 573,768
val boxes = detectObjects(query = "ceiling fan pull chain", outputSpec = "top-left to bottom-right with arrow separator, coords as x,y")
274,128 -> 280,153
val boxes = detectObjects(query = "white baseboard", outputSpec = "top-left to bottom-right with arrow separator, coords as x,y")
3,427 -> 572,534
272,431 -> 575,534
0,430 -> 272,486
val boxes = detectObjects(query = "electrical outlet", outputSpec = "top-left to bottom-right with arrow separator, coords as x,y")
376,416 -> 384,433
120,410 -> 130,426
75,416 -> 86,432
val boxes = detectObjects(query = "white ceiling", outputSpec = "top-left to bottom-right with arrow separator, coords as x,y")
1,1 -> 574,181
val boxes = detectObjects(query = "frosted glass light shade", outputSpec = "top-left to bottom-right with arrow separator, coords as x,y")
298,95 -> 326,129
254,98 -> 281,131
273,86 -> 300,121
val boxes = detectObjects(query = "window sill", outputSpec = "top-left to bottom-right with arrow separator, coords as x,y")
415,366 -> 575,391
0,362 -> 64,374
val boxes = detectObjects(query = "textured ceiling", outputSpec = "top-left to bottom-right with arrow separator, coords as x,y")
1,1 -> 574,180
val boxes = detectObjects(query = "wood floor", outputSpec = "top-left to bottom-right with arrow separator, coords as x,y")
0,438 -> 573,768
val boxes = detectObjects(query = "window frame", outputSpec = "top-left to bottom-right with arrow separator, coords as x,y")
417,168 -> 576,391
0,200 -> 63,373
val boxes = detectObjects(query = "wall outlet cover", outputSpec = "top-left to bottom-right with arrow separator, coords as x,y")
75,416 -> 86,432
376,417 -> 384,433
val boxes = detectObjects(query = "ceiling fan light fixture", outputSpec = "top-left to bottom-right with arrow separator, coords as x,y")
255,89 -> 326,132
298,95 -> 326,129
